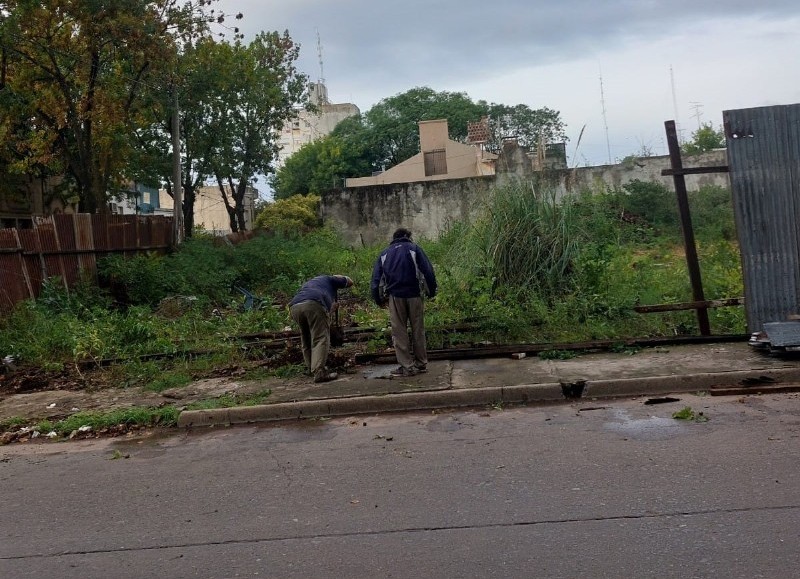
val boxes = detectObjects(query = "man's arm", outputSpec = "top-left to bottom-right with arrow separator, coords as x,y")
370,257 -> 384,305
416,246 -> 437,298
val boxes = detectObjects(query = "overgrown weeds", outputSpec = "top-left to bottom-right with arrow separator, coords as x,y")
0,181 -> 745,378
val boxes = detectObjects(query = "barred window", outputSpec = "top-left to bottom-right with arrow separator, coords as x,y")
423,149 -> 447,176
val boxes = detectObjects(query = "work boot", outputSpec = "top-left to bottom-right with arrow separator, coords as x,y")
390,366 -> 417,377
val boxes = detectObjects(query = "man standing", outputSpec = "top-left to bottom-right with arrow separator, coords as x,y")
371,228 -> 437,377
289,274 -> 353,383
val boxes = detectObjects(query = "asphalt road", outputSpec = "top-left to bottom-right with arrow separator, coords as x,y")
2,393 -> 800,578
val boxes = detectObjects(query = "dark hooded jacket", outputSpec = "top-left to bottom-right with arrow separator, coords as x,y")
289,275 -> 350,312
370,236 -> 437,304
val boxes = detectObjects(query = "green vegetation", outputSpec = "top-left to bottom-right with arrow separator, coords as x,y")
538,350 -> 579,360
37,407 -> 180,436
254,194 -> 323,232
0,180 -> 744,371
271,86 -> 567,199
672,406 -> 709,422
0,180 -> 745,436
0,2 -> 309,234
682,122 -> 726,155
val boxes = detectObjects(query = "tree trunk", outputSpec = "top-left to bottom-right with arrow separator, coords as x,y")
235,179 -> 248,232
216,176 -> 238,233
182,183 -> 195,238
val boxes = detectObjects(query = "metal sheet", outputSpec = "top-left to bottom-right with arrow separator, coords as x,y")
762,321 -> 800,347
724,103 -> 800,332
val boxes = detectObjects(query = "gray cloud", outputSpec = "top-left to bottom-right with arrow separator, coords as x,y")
224,0 -> 800,92
215,0 -> 800,164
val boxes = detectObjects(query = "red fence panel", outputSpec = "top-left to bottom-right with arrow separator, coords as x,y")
0,214 -> 173,314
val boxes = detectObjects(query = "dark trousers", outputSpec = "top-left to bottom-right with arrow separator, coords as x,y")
290,301 -> 330,378
388,295 -> 427,370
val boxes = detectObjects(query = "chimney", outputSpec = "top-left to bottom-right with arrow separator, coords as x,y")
418,119 -> 449,152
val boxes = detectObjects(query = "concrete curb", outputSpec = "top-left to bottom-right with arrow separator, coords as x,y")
178,383 -> 565,428
177,367 -> 800,428
585,367 -> 800,399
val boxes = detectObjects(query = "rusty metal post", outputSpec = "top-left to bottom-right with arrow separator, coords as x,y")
664,120 -> 711,335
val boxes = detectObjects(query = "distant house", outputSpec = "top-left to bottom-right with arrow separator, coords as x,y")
345,119 -> 498,188
108,183 -> 162,215
275,82 -> 360,168
158,184 -> 258,236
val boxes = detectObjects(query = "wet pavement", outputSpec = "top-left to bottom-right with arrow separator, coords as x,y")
178,340 -> 800,427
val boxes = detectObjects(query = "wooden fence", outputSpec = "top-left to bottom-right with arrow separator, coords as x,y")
0,214 -> 173,313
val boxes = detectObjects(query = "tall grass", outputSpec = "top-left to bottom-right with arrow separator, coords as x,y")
0,180 -> 746,372
476,183 -> 581,294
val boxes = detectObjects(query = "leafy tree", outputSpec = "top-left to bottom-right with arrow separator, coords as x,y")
0,0 -> 215,213
135,37 -> 239,237
682,122 -> 726,154
353,87 -> 485,169
271,134 -> 372,199
274,86 -> 568,192
203,31 -> 309,232
482,103 -> 567,151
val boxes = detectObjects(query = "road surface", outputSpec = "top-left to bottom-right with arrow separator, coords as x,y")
2,392 -> 800,578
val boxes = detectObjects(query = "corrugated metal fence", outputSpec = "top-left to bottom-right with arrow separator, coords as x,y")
724,103 -> 800,332
0,214 -> 173,313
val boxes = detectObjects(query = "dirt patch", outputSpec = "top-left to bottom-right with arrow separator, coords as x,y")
0,344 -> 365,431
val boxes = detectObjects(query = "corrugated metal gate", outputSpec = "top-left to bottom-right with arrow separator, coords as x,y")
0,214 -> 173,313
724,103 -> 800,332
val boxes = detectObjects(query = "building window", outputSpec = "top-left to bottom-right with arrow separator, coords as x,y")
424,149 -> 447,176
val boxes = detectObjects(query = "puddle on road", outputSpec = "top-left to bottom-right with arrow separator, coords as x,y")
603,409 -> 687,441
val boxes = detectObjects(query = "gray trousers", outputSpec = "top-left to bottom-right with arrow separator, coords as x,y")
289,301 -> 330,377
389,295 -> 427,370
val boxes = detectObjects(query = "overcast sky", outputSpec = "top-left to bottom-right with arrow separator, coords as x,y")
217,0 -> 800,168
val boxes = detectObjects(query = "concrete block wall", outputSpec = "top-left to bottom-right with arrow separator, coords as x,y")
320,177 -> 494,247
321,149 -> 730,247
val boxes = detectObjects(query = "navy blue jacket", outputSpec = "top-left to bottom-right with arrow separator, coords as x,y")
370,237 -> 437,304
289,275 -> 350,312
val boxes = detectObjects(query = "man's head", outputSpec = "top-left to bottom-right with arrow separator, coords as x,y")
335,275 -> 354,287
392,227 -> 412,241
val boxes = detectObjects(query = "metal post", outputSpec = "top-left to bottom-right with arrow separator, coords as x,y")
664,120 -> 711,335
172,90 -> 184,245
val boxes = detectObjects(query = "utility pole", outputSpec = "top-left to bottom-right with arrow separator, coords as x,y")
172,90 -> 184,245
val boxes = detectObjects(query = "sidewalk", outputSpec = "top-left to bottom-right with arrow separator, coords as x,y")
178,341 -> 800,428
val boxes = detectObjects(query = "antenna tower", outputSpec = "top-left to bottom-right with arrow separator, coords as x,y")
313,30 -> 329,105
599,70 -> 612,164
317,31 -> 326,86
670,65 -> 682,143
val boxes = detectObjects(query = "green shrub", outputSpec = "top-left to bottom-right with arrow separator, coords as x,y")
254,194 -> 321,232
